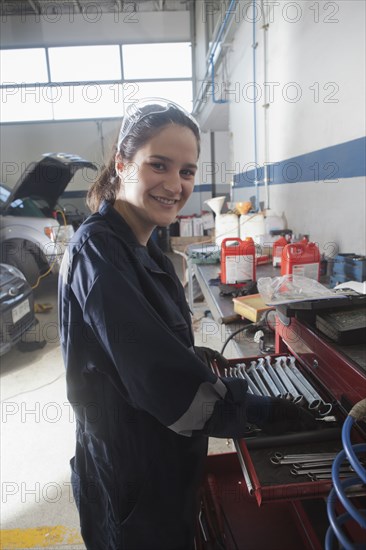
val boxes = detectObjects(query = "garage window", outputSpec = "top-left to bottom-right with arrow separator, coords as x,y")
0,42 -> 193,122
52,83 -> 124,120
0,48 -> 48,84
1,85 -> 54,122
123,42 -> 192,79
48,45 -> 122,82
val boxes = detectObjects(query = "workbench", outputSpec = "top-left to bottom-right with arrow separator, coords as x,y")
192,262 -> 278,357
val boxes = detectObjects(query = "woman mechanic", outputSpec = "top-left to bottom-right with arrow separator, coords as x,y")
58,99 -> 317,550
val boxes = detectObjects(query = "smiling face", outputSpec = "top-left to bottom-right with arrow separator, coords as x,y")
114,123 -> 198,245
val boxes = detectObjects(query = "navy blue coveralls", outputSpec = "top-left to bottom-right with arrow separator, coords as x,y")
58,201 -> 253,550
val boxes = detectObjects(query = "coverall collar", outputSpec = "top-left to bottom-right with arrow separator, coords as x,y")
99,200 -> 168,273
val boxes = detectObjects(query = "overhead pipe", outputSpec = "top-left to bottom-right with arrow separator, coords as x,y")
252,0 -> 260,212
261,0 -> 270,209
193,0 -> 238,115
209,53 -> 228,104
193,0 -> 267,213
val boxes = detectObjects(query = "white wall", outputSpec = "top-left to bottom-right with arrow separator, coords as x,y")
194,0 -> 366,256
180,129 -> 231,216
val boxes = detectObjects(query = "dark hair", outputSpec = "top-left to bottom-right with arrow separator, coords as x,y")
86,105 -> 200,213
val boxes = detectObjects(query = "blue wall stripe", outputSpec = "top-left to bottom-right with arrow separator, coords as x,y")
62,186 -> 213,197
233,136 -> 366,188
62,190 -> 87,198
61,137 -> 364,197
193,184 -> 212,192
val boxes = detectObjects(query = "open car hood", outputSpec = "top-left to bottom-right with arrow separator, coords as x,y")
2,153 -> 98,211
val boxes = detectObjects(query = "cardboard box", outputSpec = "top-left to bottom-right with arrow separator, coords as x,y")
232,294 -> 274,322
170,236 -> 213,254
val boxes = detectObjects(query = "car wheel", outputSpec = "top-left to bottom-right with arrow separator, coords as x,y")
2,241 -> 41,287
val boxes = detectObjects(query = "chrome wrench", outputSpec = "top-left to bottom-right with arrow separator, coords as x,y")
256,358 -> 282,398
248,361 -> 271,396
264,355 -> 291,399
236,364 -> 262,396
270,452 -> 338,465
273,358 -> 304,405
233,365 -> 254,395
287,356 -> 333,416
281,360 -> 321,410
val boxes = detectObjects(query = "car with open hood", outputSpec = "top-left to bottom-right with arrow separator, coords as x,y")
0,153 -> 97,286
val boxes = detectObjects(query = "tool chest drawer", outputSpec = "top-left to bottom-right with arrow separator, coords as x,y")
203,453 -> 330,550
211,353 -> 352,506
235,433 -> 343,506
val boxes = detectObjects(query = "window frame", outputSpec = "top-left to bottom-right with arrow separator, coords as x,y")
0,42 -> 194,124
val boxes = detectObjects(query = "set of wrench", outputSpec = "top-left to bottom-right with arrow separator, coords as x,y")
269,451 -> 365,481
225,355 -> 333,417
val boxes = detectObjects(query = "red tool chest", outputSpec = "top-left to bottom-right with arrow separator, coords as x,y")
201,315 -> 366,549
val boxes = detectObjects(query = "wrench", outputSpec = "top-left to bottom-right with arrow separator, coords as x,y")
270,451 -> 339,465
236,364 -> 262,396
233,367 -> 254,395
264,356 -> 291,399
256,359 -> 282,398
292,457 -> 365,469
229,367 -> 254,396
273,358 -> 304,405
248,362 -> 271,397
282,361 -> 321,410
287,356 -> 333,416
291,466 -> 354,476
273,451 -> 339,460
292,460 -> 339,469
308,472 -> 357,481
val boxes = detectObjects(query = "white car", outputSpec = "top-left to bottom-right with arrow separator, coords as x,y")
0,153 -> 97,285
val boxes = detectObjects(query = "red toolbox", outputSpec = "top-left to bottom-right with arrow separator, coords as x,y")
201,344 -> 366,549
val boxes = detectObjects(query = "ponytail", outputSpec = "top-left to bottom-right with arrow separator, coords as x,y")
86,149 -> 120,213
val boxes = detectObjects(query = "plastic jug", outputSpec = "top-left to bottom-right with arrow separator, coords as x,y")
281,241 -> 320,280
220,237 -> 256,284
215,213 -> 239,247
239,213 -> 265,244
264,210 -> 286,234
273,235 -> 292,267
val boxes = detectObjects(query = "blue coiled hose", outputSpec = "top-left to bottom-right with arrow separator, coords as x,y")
325,399 -> 366,549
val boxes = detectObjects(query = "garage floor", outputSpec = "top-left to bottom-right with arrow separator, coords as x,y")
0,254 -> 255,549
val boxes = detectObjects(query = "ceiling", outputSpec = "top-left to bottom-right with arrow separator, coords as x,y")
0,0 -> 191,17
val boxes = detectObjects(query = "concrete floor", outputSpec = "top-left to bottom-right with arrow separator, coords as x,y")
0,254 -> 247,549
1,274 -> 85,549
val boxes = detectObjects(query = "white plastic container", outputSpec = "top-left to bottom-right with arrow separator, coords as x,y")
192,216 -> 204,236
264,210 -> 286,234
215,213 -> 239,247
239,213 -> 265,244
179,217 -> 193,237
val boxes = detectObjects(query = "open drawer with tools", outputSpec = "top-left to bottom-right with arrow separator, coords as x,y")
209,353 -> 364,507
200,453 -> 333,550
